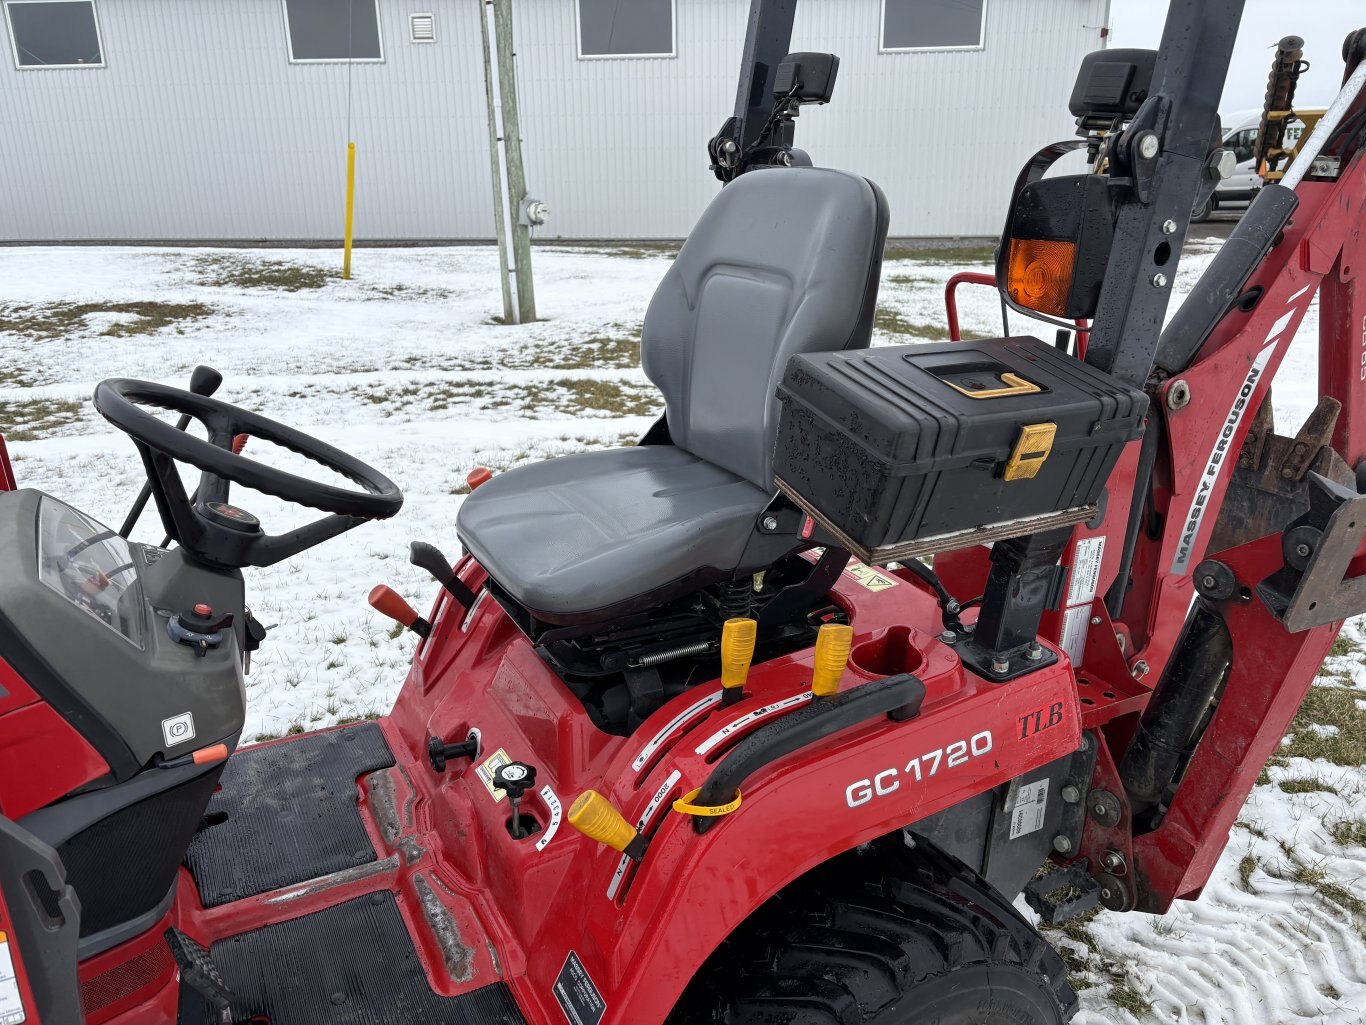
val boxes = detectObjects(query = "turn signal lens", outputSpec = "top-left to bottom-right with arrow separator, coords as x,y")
1006,238 -> 1076,317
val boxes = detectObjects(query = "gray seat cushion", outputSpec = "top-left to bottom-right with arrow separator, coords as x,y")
457,446 -> 770,621
457,166 -> 889,624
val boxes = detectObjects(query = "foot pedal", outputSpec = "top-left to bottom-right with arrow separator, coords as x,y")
165,927 -> 235,1024
1023,860 -> 1102,925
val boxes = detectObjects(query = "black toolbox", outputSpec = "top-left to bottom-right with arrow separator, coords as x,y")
773,336 -> 1148,563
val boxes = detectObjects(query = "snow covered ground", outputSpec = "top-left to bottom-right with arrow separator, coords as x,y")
1,236 -> 1363,1022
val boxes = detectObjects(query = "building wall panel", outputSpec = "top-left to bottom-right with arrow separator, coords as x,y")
0,0 -> 1108,241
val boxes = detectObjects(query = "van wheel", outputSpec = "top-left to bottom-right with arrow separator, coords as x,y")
673,837 -> 1077,1025
1191,191 -> 1215,222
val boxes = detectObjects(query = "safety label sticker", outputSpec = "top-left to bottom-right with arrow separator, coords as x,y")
845,561 -> 899,592
1059,606 -> 1092,667
1066,537 -> 1105,607
476,748 -> 514,802
1010,779 -> 1050,839
554,951 -> 606,1025
161,711 -> 196,748
0,931 -> 26,1025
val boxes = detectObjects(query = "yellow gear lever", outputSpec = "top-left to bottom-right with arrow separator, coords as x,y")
811,623 -> 853,698
720,617 -> 758,706
568,790 -> 647,861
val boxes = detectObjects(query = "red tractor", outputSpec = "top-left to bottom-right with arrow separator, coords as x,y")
2,3 -> 1365,1023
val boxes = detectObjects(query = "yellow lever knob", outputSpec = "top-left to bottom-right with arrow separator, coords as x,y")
568,790 -> 645,859
811,623 -> 853,698
720,617 -> 758,691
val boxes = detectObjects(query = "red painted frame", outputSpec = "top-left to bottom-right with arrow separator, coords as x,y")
0,434 -> 15,492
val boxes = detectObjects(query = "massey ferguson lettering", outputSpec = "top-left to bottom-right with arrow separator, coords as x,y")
1171,341 -> 1279,573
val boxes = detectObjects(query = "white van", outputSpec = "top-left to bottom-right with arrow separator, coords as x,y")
1192,112 -> 1264,221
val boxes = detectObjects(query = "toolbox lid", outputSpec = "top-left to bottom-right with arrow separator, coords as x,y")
778,336 -> 1147,469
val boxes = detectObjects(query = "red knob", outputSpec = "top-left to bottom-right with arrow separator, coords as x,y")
194,602 -> 213,617
368,584 -> 419,629
466,467 -> 493,491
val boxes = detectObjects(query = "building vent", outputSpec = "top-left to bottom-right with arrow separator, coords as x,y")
409,14 -> 435,43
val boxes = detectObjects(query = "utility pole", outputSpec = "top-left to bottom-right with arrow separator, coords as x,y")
481,0 -> 537,324
477,0 -> 514,323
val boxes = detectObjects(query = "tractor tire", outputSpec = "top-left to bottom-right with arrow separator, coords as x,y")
673,836 -> 1076,1025
1191,191 -> 1215,222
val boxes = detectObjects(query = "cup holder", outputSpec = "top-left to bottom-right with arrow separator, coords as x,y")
851,626 -> 924,678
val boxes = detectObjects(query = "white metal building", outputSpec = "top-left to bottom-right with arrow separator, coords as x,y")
0,0 -> 1110,242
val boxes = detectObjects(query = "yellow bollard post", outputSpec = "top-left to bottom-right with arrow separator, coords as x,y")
342,141 -> 356,280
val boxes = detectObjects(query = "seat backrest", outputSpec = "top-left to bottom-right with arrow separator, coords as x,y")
641,167 -> 889,490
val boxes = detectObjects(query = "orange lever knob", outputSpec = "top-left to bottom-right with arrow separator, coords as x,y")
368,584 -> 431,638
232,434 -> 249,455
467,467 -> 493,491
193,743 -> 230,766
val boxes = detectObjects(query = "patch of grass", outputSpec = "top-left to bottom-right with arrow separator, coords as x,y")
1321,982 -> 1342,1000
427,330 -> 642,373
563,243 -> 679,261
253,731 -> 282,743
884,242 -> 998,265
286,723 -> 306,736
1281,685 -> 1366,767
873,306 -> 953,340
1279,777 -> 1340,795
540,378 -> 658,418
1327,633 -> 1360,658
1329,820 -> 1366,847
336,709 -> 383,726
1109,981 -> 1154,1017
1238,854 -> 1258,890
0,395 -> 84,441
387,622 -> 405,640
0,300 -> 214,341
193,254 -> 334,292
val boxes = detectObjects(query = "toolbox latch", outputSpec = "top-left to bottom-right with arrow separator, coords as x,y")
1005,423 -> 1057,481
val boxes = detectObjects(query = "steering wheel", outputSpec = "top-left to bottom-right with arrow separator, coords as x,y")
94,377 -> 403,569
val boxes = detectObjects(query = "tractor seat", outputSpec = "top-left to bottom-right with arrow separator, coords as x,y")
457,167 -> 889,625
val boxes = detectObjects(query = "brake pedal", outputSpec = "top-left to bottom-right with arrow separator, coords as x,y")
165,927 -> 235,1024
1023,860 -> 1102,926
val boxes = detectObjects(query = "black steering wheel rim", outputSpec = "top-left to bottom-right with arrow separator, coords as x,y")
94,378 -> 402,519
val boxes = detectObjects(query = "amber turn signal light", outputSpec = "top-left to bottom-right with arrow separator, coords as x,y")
1006,238 -> 1076,318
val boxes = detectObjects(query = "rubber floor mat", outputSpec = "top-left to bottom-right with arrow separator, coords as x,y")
185,723 -> 395,907
177,892 -> 526,1025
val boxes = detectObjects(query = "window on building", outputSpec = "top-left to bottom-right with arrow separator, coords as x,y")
578,0 -> 673,58
283,0 -> 382,63
5,0 -> 103,68
882,0 -> 986,51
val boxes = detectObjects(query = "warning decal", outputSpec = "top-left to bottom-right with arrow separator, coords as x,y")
476,748 -> 514,802
1059,606 -> 1091,666
845,561 -> 898,592
1010,779 -> 1050,839
1066,537 -> 1105,607
554,951 -> 606,1025
0,931 -> 27,1025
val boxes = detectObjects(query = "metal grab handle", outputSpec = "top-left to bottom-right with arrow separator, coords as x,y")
946,372 -> 1041,400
